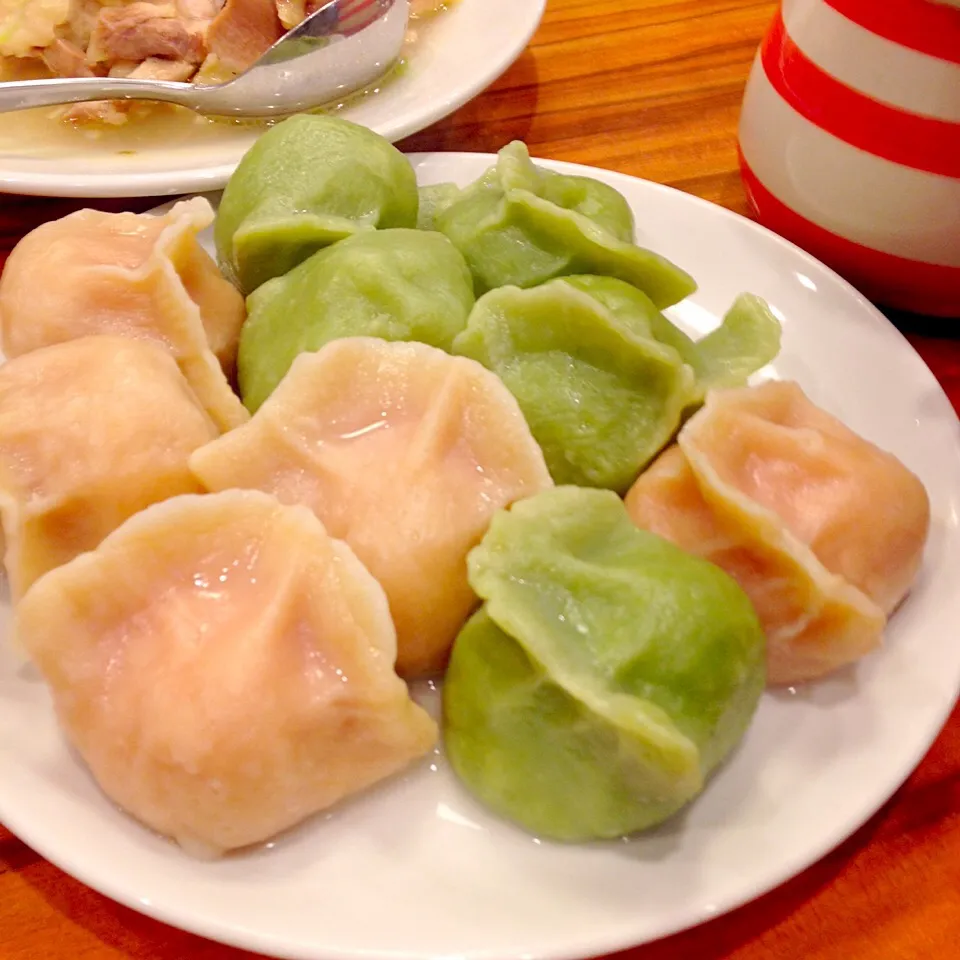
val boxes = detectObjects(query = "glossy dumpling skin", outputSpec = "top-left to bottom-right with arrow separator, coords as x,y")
0,197 -> 248,432
192,337 -> 553,678
443,487 -> 766,841
214,114 -> 419,294
0,336 -> 219,602
567,277 -> 782,399
625,381 -> 930,684
17,489 -> 438,856
237,229 -> 475,412
451,277 -> 780,492
433,141 -> 696,305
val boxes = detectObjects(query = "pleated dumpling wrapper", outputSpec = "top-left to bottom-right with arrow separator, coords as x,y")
215,114 -> 419,294
0,197 -> 248,432
237,229 -> 475,412
191,337 -> 553,678
431,141 -> 696,304
452,277 -> 781,492
16,490 -> 438,856
625,381 -> 931,685
443,486 -> 766,842
0,335 -> 219,602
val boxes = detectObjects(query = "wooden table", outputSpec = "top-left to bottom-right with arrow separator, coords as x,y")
1,2 -> 958,958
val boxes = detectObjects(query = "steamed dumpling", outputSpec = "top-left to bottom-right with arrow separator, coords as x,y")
433,141 -> 696,304
626,446 -> 885,685
443,486 -> 766,841
451,278 -> 780,492
0,336 -> 219,602
0,197 -> 248,432
191,337 -> 553,677
237,229 -> 475,412
17,489 -> 438,855
625,381 -> 930,683
417,182 -> 462,231
215,114 -> 420,293
565,277 -> 782,398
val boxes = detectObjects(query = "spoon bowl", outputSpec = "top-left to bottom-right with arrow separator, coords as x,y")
0,0 -> 408,119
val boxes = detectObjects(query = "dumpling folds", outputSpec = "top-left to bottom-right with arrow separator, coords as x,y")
417,182 -> 462,231
0,197 -> 248,432
452,278 -> 780,492
191,337 -> 553,678
566,277 -> 782,399
237,229 -> 475,412
215,114 -> 420,293
443,487 -> 766,842
17,489 -> 438,856
625,381 -> 930,684
0,336 -> 218,602
433,141 -> 696,305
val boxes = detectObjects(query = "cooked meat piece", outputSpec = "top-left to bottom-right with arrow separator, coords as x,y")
207,0 -> 283,73
60,98 -> 130,126
87,3 -> 205,68
41,37 -> 96,76
118,54 -> 198,80
61,54 -> 198,124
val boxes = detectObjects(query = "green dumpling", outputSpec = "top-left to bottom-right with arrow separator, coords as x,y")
416,183 -> 461,231
451,279 -> 696,491
238,229 -> 475,412
433,141 -> 696,306
443,487 -> 766,842
451,278 -> 781,491
215,115 -> 419,293
562,276 -> 782,396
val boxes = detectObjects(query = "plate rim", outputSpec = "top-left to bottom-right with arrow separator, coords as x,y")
1,151 -> 958,960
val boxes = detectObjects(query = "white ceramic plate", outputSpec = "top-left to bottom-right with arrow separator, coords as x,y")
1,154 -> 959,960
0,0 -> 544,198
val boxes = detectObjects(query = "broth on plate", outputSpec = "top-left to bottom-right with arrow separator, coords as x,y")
0,0 -> 451,160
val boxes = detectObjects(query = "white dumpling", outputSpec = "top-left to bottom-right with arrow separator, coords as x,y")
0,335 -> 219,601
0,197 -> 248,431
680,380 -> 930,615
626,381 -> 930,683
190,336 -> 553,677
626,445 -> 886,684
17,489 -> 438,856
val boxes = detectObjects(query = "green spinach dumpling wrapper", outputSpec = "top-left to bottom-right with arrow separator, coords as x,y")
238,229 -> 475,412
215,115 -> 419,293
433,141 -> 696,305
452,277 -> 780,491
443,487 -> 766,842
563,276 -> 782,399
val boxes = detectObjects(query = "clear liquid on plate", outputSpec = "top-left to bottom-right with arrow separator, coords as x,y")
0,2 -> 452,160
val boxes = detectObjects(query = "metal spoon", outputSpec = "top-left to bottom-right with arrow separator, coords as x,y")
0,0 -> 408,118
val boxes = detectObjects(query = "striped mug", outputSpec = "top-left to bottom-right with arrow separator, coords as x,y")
738,0 -> 960,317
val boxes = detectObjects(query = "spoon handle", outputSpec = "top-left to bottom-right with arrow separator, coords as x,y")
0,78 -> 194,114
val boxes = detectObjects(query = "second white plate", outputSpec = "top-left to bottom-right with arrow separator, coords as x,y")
0,0 -> 544,198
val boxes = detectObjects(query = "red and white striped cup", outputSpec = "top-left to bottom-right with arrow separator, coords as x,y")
738,0 -> 960,317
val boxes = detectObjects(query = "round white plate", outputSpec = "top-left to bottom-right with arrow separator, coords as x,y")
0,0 -> 544,199
1,154 -> 959,960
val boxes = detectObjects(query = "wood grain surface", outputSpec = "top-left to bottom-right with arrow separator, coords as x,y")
1,2 -> 958,959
